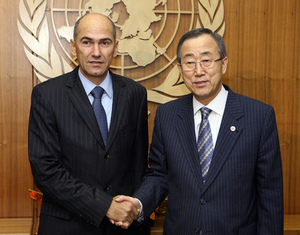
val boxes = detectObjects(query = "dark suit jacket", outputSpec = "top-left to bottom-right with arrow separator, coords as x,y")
28,67 -> 150,235
134,85 -> 283,235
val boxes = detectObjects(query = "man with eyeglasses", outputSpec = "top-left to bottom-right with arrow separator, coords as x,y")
113,28 -> 283,235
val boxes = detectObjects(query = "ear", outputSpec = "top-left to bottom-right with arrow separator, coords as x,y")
221,56 -> 228,74
70,39 -> 77,58
113,41 -> 119,57
177,63 -> 183,75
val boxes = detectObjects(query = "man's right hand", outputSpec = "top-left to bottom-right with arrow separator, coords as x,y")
106,195 -> 140,229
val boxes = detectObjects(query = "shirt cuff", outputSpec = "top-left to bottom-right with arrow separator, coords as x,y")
136,198 -> 144,222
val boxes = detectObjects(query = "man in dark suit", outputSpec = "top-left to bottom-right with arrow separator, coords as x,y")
115,28 -> 283,234
28,13 -> 150,235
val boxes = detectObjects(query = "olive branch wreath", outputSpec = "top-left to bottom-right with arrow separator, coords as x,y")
17,0 -> 72,82
17,0 -> 225,103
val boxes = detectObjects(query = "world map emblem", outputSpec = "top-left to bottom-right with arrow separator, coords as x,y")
18,0 -> 225,104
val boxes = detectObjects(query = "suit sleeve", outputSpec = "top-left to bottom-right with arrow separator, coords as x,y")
28,86 -> 112,227
133,106 -> 169,218
256,106 -> 284,234
133,86 -> 149,189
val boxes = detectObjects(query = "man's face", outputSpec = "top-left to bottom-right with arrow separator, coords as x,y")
178,34 -> 228,105
71,13 -> 118,85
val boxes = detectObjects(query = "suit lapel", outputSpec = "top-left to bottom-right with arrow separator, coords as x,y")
65,68 -> 104,147
202,86 -> 244,192
176,95 -> 205,190
105,73 -> 126,151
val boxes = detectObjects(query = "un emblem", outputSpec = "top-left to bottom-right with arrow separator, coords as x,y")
18,0 -> 225,104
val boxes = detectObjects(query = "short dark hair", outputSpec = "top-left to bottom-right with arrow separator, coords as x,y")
73,13 -> 117,42
176,28 -> 227,64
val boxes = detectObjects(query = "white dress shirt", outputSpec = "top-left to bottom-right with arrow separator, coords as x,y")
78,69 -> 113,130
193,85 -> 228,146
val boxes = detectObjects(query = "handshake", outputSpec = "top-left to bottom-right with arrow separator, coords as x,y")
106,195 -> 141,229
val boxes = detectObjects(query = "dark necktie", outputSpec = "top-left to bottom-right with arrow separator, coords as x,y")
91,86 -> 108,145
197,107 -> 214,182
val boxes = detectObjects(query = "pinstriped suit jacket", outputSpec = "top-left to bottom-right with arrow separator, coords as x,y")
28,67 -> 150,235
134,85 -> 283,235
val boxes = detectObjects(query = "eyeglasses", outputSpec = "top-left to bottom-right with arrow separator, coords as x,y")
180,58 -> 223,71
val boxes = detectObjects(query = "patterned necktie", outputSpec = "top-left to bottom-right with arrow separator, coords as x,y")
91,86 -> 108,145
197,107 -> 214,182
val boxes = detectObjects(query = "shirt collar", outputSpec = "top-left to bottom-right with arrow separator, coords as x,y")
193,85 -> 228,116
78,69 -> 113,99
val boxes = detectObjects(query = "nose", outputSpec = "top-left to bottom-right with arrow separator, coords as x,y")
92,44 -> 102,57
194,62 -> 205,75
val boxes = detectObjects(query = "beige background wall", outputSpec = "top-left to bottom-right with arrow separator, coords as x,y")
0,0 -> 299,219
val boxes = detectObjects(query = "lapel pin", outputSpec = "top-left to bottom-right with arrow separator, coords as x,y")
230,126 -> 236,132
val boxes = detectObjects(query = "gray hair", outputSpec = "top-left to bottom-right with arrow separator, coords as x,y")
176,28 -> 227,64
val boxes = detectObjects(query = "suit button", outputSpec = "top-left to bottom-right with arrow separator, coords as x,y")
104,154 -> 110,159
194,227 -> 200,234
104,185 -> 110,191
200,198 -> 206,205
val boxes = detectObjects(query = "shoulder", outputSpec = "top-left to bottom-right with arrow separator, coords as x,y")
30,69 -> 79,105
238,92 -> 273,113
157,94 -> 193,111
154,94 -> 193,123
226,84 -> 273,110
225,85 -> 275,120
33,68 -> 78,92
110,71 -> 147,94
